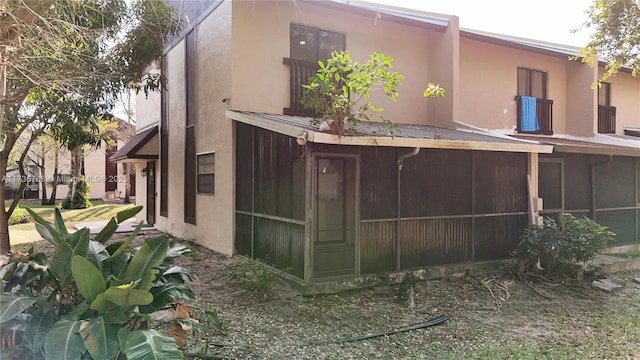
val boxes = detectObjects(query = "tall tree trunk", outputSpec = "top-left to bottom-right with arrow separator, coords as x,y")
39,144 -> 47,205
48,147 -> 59,205
70,146 -> 83,199
123,163 -> 131,204
0,155 -> 9,253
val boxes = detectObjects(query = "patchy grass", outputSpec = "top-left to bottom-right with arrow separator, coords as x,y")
8,199 -> 135,245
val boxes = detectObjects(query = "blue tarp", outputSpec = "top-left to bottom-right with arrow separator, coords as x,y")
520,96 -> 539,132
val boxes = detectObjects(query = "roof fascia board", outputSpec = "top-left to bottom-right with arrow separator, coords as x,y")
553,145 -> 640,157
460,30 -> 579,60
302,0 -> 448,33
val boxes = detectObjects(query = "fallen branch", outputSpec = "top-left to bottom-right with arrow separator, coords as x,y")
306,314 -> 449,345
523,281 -> 554,300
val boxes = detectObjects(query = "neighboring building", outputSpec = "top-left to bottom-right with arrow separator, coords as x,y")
117,0 -> 640,284
8,121 -> 136,202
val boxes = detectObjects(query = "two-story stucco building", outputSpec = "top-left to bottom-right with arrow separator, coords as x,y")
114,0 -> 640,285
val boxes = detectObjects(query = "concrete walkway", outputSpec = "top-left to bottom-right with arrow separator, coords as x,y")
74,219 -> 155,234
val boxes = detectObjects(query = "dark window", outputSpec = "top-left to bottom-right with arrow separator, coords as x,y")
290,24 -> 345,62
184,30 -> 196,224
598,82 -> 611,106
517,67 -> 547,99
160,55 -> 169,217
284,24 -> 345,116
197,153 -> 214,194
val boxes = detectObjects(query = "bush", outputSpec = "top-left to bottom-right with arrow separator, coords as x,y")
8,207 -> 30,225
512,213 -> 614,273
61,177 -> 91,209
0,206 -> 197,359
226,257 -> 276,300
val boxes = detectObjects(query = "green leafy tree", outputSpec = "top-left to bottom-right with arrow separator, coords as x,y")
0,0 -> 179,252
578,0 -> 640,80
301,51 -> 405,136
301,51 -> 444,136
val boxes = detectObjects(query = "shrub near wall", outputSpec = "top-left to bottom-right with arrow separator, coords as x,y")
512,213 -> 614,273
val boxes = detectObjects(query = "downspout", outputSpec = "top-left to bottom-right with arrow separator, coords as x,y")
590,155 -> 612,221
397,147 -> 420,170
396,147 -> 420,271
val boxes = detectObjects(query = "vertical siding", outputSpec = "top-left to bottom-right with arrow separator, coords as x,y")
360,148 -> 397,220
235,212 -> 252,256
253,217 -> 305,278
360,221 -> 396,274
474,215 -> 527,261
399,218 -> 471,267
474,152 -> 528,214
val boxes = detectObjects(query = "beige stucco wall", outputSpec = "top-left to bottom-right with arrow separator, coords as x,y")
151,1 -> 234,255
565,60 -> 597,137
427,15 -> 459,128
600,68 -> 640,133
193,0 -> 233,255
230,0 -> 447,126
459,37 -> 569,135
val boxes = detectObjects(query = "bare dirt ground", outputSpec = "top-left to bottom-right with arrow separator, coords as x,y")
172,235 -> 640,359
20,230 -> 640,359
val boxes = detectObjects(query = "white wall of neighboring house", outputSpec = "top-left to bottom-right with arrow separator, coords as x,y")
11,141 -> 134,202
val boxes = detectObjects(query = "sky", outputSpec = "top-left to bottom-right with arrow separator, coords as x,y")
365,0 -> 594,47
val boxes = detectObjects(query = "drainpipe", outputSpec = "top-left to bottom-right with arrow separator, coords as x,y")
397,147 -> 420,170
396,147 -> 420,271
590,155 -> 612,220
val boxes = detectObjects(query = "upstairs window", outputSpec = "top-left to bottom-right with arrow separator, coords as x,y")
598,82 -> 611,106
516,67 -> 553,134
290,24 -> 345,62
284,24 -> 345,116
517,67 -> 547,99
598,82 -> 616,133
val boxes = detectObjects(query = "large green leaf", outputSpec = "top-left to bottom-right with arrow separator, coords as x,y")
89,292 -> 120,313
109,221 -> 143,260
102,284 -> 153,307
49,229 -> 90,286
22,309 -> 54,354
34,223 -> 57,246
124,236 -> 169,282
118,328 -> 183,360
25,207 -> 61,245
44,319 -> 86,360
94,218 -> 118,244
66,228 -> 91,252
116,205 -> 142,224
163,266 -> 198,283
87,240 -> 110,275
79,316 -> 119,360
0,294 -> 36,323
53,208 -> 69,238
137,268 -> 160,291
71,256 -> 106,304
140,283 -> 195,314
